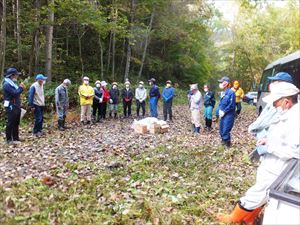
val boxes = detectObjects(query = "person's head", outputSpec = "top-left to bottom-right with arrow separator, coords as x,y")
125,81 -> 130,88
63,79 -> 71,88
203,84 -> 209,92
166,80 -> 172,87
268,72 -> 293,91
112,82 -> 118,89
233,80 -> 239,89
148,78 -> 156,86
218,76 -> 230,90
263,82 -> 299,112
190,84 -> 198,94
5,68 -> 21,81
82,76 -> 89,85
36,74 -> 47,85
95,80 -> 101,88
139,81 -> 144,88
101,81 -> 107,88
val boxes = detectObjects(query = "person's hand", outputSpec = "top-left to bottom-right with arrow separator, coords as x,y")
219,110 -> 225,118
19,82 -> 25,89
99,98 -> 103,103
139,100 -> 143,103
109,99 -> 113,104
31,107 -> 35,112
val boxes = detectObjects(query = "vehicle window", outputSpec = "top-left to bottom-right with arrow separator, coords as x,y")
278,59 -> 300,88
259,69 -> 273,92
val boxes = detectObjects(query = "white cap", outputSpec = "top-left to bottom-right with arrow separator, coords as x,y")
125,81 -> 130,85
95,80 -> 101,85
190,84 -> 198,90
101,81 -> 107,86
63,79 -> 71,85
83,76 -> 89,81
263,82 -> 299,103
139,81 -> 144,85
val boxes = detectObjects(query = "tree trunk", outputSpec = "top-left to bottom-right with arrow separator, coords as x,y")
106,31 -> 112,74
124,0 -> 135,82
28,0 -> 40,76
78,33 -> 84,76
45,0 -> 54,81
111,28 -> 116,81
138,10 -> 154,79
0,0 -> 7,77
16,0 -> 21,64
98,36 -> 104,80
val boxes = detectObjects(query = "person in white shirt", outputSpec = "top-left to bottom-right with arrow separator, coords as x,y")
135,81 -> 147,117
190,84 -> 202,133
217,82 -> 299,225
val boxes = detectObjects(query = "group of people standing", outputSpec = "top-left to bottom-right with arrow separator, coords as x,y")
188,76 -> 244,148
2,67 -> 176,144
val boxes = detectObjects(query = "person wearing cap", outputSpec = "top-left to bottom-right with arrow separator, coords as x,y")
217,82 -> 299,224
162,80 -> 175,121
28,74 -> 47,137
190,84 -> 202,133
122,81 -> 134,118
231,80 -> 244,116
135,81 -> 147,117
248,72 -> 294,160
216,76 -> 236,147
203,84 -> 215,130
55,79 -> 71,131
2,68 -> 25,144
92,80 -> 103,123
99,81 -> 110,119
109,82 -> 120,118
148,78 -> 160,118
78,76 -> 94,125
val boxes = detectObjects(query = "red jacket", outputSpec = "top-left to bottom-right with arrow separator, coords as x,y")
102,87 -> 110,103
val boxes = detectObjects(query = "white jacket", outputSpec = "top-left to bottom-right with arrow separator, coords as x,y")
190,90 -> 202,110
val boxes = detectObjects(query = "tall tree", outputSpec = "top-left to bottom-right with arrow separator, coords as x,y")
45,0 -> 54,81
0,0 -> 6,77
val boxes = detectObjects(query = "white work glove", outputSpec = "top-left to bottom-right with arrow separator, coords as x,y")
219,110 -> 225,118
109,99 -> 113,104
99,98 -> 103,103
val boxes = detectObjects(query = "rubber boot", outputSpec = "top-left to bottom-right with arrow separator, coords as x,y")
244,207 -> 263,225
109,112 -> 112,118
62,118 -> 69,129
58,120 -> 65,131
114,112 -> 117,119
192,124 -> 196,133
195,127 -> 200,133
217,203 -> 253,224
225,140 -> 231,148
207,119 -> 212,129
205,118 -> 209,128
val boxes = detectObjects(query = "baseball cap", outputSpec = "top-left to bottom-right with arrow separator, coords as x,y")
63,79 -> 71,85
218,76 -> 230,83
262,82 -> 299,103
148,78 -> 156,83
139,81 -> 144,85
125,81 -> 130,85
5,68 -> 21,78
95,80 -> 101,85
268,72 -> 293,83
166,80 -> 172,84
83,76 -> 89,81
36,74 -> 47,80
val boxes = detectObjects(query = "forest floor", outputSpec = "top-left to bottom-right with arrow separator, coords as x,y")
0,104 -> 259,224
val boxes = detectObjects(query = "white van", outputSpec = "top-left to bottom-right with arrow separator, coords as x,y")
257,51 -> 300,114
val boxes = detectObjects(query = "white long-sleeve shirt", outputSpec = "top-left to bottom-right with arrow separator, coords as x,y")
135,87 -> 147,102
190,90 -> 202,110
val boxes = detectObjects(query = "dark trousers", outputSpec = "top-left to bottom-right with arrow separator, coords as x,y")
123,100 -> 132,117
99,102 -> 107,119
163,101 -> 173,121
34,105 -> 44,134
136,100 -> 145,117
236,102 -> 242,115
92,102 -> 101,120
5,106 -> 21,142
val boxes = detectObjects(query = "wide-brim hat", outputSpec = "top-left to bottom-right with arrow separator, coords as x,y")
101,81 -> 107,86
148,78 -> 156,83
166,80 -> 172,84
262,82 -> 299,103
190,84 -> 198,90
5,68 -> 21,78
124,81 -> 130,85
139,81 -> 144,85
112,82 -> 118,86
95,80 -> 101,85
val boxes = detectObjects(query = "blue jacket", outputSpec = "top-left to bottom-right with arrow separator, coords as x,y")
162,87 -> 175,103
217,88 -> 236,115
110,88 -> 120,104
149,85 -> 160,98
3,78 -> 23,107
93,87 -> 103,103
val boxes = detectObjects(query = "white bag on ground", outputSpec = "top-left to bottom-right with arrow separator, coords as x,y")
20,108 -> 27,120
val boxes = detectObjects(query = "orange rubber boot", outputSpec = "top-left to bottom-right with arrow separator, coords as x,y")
217,203 -> 252,223
243,207 -> 263,225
